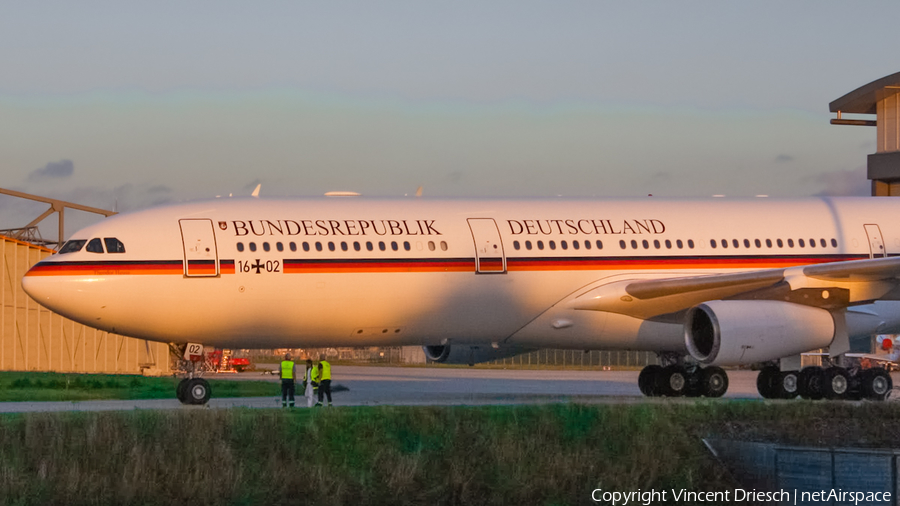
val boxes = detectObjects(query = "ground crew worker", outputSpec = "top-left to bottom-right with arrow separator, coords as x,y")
303,358 -> 315,408
280,353 -> 297,408
316,358 -> 332,407
310,359 -> 320,399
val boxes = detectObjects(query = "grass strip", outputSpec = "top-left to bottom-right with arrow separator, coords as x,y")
1,401 -> 897,506
0,372 -> 275,402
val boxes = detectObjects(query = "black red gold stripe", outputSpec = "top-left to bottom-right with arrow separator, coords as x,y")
25,254 -> 869,276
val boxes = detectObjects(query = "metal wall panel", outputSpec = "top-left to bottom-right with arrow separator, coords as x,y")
1,235 -> 170,375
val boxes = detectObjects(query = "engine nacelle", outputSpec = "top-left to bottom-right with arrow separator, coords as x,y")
423,342 -> 532,365
684,300 -> 835,366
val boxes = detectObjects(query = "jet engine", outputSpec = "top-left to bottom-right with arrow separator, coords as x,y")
684,300 -> 835,366
423,342 -> 533,365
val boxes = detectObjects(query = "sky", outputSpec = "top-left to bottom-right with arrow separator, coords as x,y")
1,1 -> 898,239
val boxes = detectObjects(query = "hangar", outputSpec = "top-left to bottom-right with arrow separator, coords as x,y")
1,189 -> 171,375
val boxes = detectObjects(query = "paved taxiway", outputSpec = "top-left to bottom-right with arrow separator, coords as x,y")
0,366 -> 895,413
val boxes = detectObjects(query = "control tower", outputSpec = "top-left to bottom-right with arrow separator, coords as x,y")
830,71 -> 900,196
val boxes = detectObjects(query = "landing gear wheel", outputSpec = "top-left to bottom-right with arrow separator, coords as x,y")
798,366 -> 825,400
700,366 -> 729,397
176,378 -> 190,403
862,368 -> 893,401
777,371 -> 800,399
756,366 -> 780,399
185,378 -> 212,405
638,365 -> 662,396
824,367 -> 850,400
657,365 -> 688,397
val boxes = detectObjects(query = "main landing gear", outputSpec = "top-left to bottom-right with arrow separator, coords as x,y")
638,362 -> 729,398
170,343 -> 213,405
757,364 -> 892,401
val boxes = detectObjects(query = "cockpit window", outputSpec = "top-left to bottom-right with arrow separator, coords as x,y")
58,239 -> 87,254
85,238 -> 105,254
104,237 -> 126,253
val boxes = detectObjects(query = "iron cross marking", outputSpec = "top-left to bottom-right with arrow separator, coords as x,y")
251,260 -> 264,274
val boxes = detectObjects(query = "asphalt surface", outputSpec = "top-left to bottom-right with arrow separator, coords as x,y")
0,366 -> 896,413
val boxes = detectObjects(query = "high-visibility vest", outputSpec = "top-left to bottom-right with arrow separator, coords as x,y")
320,360 -> 331,381
310,366 -> 320,383
281,360 -> 294,380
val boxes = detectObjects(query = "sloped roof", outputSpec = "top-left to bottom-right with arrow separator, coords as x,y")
830,71 -> 900,114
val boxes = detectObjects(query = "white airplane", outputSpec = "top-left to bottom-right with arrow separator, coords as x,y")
21,195 -> 900,404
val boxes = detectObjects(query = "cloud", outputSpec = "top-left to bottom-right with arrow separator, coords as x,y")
27,159 -> 74,181
774,154 -> 793,163
811,166 -> 869,197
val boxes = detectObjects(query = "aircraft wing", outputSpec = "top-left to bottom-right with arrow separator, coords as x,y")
568,256 -> 900,320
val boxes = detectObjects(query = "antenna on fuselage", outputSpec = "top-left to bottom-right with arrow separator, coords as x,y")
251,184 -> 261,198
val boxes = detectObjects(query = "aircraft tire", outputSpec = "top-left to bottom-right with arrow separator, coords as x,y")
861,368 -> 893,401
756,366 -> 780,399
824,367 -> 850,400
777,371 -> 800,399
638,365 -> 662,396
700,366 -> 728,397
176,378 -> 190,404
185,378 -> 212,405
798,366 -> 825,400
656,365 -> 687,397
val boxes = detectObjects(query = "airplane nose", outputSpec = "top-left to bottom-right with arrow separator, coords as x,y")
21,267 -> 56,307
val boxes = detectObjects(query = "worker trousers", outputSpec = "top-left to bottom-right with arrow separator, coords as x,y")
318,379 -> 332,405
281,379 -> 295,407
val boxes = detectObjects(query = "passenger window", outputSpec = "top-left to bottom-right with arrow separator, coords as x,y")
676,240 -> 683,249
549,240 -> 556,250
798,239 -> 805,247
340,242 -> 348,252
315,242 -> 323,252
642,240 -> 649,249
754,239 -> 761,248
403,241 -> 411,251
687,240 -> 694,248
595,240 -> 602,250
290,242 -> 297,252
821,239 -> 828,248
104,238 -> 126,253
665,240 -> 671,249
513,241 -> 520,250
721,239 -> 728,248
710,240 -> 717,249
379,241 -> 386,251
743,239 -> 750,248
391,241 -> 399,251
59,239 -> 87,254
571,240 -> 578,250
561,240 -> 568,250
440,241 -> 448,251
263,242 -> 271,252
630,240 -> 638,249
526,240 -> 533,250
787,239 -> 794,248
777,239 -> 783,248
237,242 -> 245,252
328,242 -> 336,252
619,240 -> 626,249
86,238 -> 104,253
429,241 -> 436,251
249,242 -> 257,252
537,240 -> 544,250
303,242 -> 310,252
653,240 -> 660,249
276,242 -> 284,252
733,239 -> 739,248
367,241 -> 374,251
353,242 -> 361,252
808,239 -> 815,248
831,239 -> 837,247
766,239 -> 772,248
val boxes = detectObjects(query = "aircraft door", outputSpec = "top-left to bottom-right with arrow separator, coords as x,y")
467,218 -> 506,274
864,224 -> 886,259
179,219 -> 220,277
